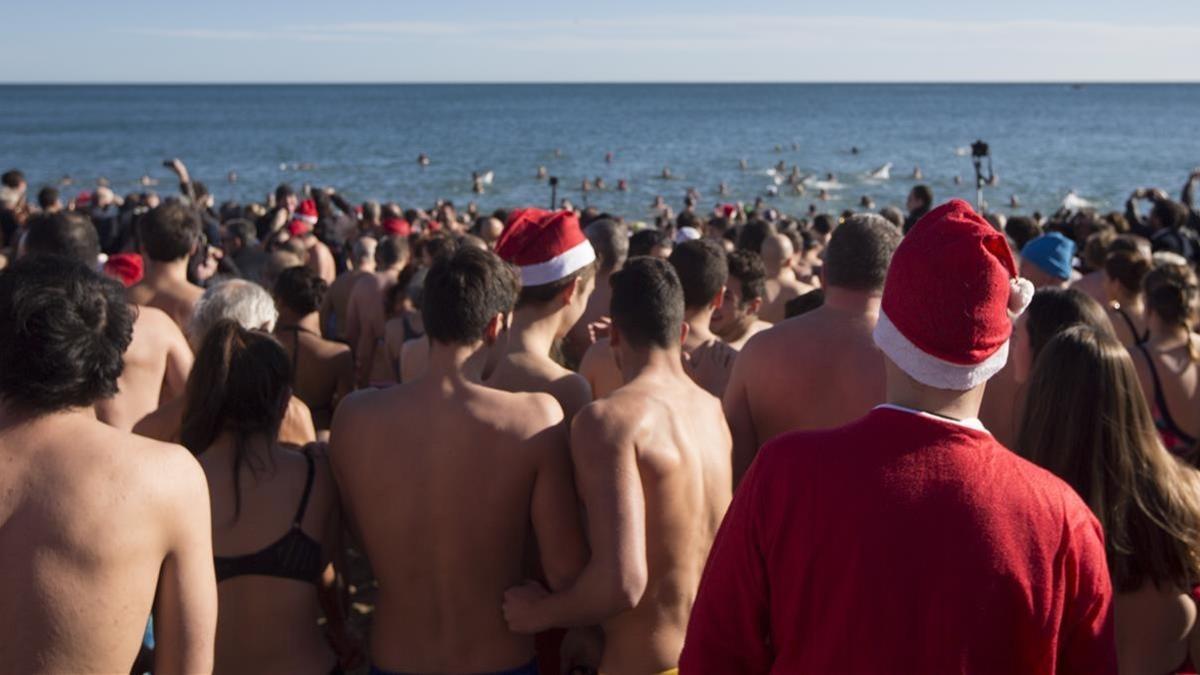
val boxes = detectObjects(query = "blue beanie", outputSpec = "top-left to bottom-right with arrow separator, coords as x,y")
1020,232 -> 1075,280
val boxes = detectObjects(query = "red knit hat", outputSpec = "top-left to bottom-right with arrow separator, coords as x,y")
496,208 -> 596,286
873,199 -> 1034,390
381,216 -> 411,237
103,253 -> 144,288
289,199 -> 319,235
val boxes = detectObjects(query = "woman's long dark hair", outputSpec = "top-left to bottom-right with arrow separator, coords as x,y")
181,319 -> 291,519
1018,325 -> 1200,592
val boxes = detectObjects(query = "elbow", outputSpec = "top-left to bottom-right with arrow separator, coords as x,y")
609,566 -> 648,613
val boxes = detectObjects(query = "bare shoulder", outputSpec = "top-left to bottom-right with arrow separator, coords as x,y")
485,387 -> 564,437
571,392 -> 640,448
105,427 -> 207,504
132,304 -> 182,337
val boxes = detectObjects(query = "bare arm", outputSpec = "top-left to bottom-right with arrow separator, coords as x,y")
152,449 -> 217,675
332,350 -> 355,414
725,345 -> 760,488
503,403 -> 648,632
161,318 -> 194,402
529,410 -> 588,591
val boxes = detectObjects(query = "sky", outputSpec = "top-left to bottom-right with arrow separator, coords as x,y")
4,1 -> 1199,83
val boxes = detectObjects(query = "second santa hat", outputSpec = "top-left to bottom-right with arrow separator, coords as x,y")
496,208 -> 596,286
873,199 -> 1034,391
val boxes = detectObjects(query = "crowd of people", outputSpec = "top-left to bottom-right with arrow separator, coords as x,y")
2,161 -> 1200,674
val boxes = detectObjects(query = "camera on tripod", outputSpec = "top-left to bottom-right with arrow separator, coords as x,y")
970,139 -> 994,209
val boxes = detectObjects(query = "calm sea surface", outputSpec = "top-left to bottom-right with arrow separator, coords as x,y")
1,84 -> 1197,219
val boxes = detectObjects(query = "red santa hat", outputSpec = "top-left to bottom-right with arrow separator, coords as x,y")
289,198 -> 319,235
381,216 -> 411,237
496,208 -> 596,286
103,253 -> 144,288
873,199 -> 1034,391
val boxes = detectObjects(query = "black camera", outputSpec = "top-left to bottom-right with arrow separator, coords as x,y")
971,140 -> 990,159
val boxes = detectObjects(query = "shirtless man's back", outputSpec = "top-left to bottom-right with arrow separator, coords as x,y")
503,257 -> 732,673
346,235 -> 409,387
331,247 -> 585,673
127,202 -> 206,330
725,215 -> 900,482
760,232 -> 813,323
96,305 -> 192,431
0,256 -> 215,674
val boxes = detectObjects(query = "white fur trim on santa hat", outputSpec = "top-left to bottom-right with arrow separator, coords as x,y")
873,310 -> 1010,391
296,213 -> 318,225
518,239 -> 596,287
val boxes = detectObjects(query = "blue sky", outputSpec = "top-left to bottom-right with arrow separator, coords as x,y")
5,1 -> 1199,82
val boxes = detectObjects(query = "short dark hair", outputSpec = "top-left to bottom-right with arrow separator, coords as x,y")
516,262 -> 596,310
37,186 -> 59,209
668,239 -> 728,310
422,247 -> 518,345
811,214 -> 836,237
274,183 -> 295,204
1,170 -> 24,189
24,211 -> 101,264
0,255 -> 134,413
273,265 -> 328,316
1151,199 -> 1188,230
1005,216 -> 1043,252
737,220 -> 776,254
823,214 -> 901,292
910,185 -> 933,209
422,233 -> 458,265
225,219 -> 257,246
628,228 -> 671,258
376,234 -> 410,269
137,202 -> 200,262
726,249 -> 767,304
610,257 -> 684,349
586,219 -> 629,273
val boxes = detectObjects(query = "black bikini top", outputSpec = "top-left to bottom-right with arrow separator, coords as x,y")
214,453 -> 324,584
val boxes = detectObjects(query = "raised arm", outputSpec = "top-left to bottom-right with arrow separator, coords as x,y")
1182,170 -> 1199,210
165,159 -> 195,204
1125,188 -> 1148,230
152,448 -> 217,675
503,402 -> 647,632
725,344 -> 760,487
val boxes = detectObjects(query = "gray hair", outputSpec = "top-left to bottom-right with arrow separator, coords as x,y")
188,278 -> 278,349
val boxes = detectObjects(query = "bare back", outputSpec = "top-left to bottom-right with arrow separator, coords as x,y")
488,352 -> 593,422
760,275 -> 811,324
127,277 -> 203,331
275,327 -> 353,432
331,379 -> 579,673
323,269 -> 371,340
583,370 -> 732,672
1115,584 -> 1197,675
1135,335 -> 1200,445
725,304 -> 884,481
0,411 -> 215,674
96,306 -> 192,431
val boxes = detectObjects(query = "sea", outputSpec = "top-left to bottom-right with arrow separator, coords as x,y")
1,84 -> 1197,221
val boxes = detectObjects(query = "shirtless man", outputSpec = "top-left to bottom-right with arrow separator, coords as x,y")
710,249 -> 772,350
289,199 -> 336,284
22,212 -> 193,432
563,219 -> 627,366
759,232 -> 812,323
0,255 -> 215,674
502,257 -> 733,674
725,214 -> 901,483
321,234 -> 375,340
346,234 -> 409,387
331,247 -> 586,674
127,201 -> 205,330
488,208 -> 596,421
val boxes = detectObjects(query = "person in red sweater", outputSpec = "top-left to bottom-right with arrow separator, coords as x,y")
681,199 -> 1118,674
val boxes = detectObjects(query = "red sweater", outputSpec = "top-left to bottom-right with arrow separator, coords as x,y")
681,406 -> 1116,674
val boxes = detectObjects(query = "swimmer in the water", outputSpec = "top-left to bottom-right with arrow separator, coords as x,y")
617,179 -> 629,192
776,160 -> 787,173
472,172 -> 485,195
554,148 -> 563,158
418,153 -> 430,167
718,182 -> 729,196
662,167 -> 672,180
581,179 -> 592,193
140,175 -> 158,187
1010,194 -> 1021,208
912,166 -> 924,180
594,177 -> 606,190
851,146 -> 860,155
791,142 -> 799,151
954,175 -> 963,185
605,152 -> 613,163
227,171 -> 238,184
860,195 -> 875,209
818,188 -> 830,201
536,166 -> 548,180
739,159 -> 749,171
774,145 -> 783,152
652,195 -> 666,210
793,184 -> 806,196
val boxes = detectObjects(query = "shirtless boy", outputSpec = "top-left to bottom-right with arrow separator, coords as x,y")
127,201 -> 205,330
710,249 -> 772,350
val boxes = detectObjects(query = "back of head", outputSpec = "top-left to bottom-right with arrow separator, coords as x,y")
727,249 -> 767,304
1082,228 -> 1117,270
37,186 -> 59,210
585,219 -> 629,273
23,211 -> 101,265
879,206 -> 904,228
1018,324 -> 1200,592
137,201 -> 200,262
737,220 -> 775,254
351,235 -> 378,266
628,228 -> 671,258
274,265 -> 327,317
0,255 -> 133,414
811,213 -> 836,238
911,184 -> 933,209
1024,287 -> 1113,362
1,169 -> 24,190
610,257 -> 685,350
180,321 -> 291,518
1144,263 -> 1200,337
422,247 -> 518,346
1004,216 -> 1043,253
362,200 -> 382,223
1104,249 -> 1152,295
189,278 -> 279,348
262,252 -> 303,290
421,233 -> 458,265
668,239 -> 728,310
823,213 -> 901,292
1152,199 -> 1188,230
760,232 -> 794,268
376,234 -> 409,269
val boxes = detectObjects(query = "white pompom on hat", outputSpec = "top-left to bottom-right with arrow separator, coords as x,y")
873,199 -> 1034,391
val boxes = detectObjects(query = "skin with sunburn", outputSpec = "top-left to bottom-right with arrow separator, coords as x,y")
502,258 -> 732,673
330,248 -> 586,673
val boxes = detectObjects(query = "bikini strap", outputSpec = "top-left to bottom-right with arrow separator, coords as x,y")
293,452 -> 316,528
1136,342 -> 1194,444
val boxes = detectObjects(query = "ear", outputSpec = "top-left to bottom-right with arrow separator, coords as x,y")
679,321 -> 690,346
748,297 -> 763,315
560,276 -> 581,307
711,286 -> 726,311
483,312 -> 504,344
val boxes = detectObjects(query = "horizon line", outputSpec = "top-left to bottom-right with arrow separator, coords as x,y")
2,80 -> 1199,87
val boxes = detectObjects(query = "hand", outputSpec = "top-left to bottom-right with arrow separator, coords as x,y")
587,317 -> 612,344
1149,188 -> 1169,202
683,339 -> 738,397
1132,188 -> 1147,199
502,580 -> 550,634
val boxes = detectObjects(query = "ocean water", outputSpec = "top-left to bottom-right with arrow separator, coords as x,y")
1,84 -> 1197,220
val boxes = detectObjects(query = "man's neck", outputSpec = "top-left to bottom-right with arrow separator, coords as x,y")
684,307 -> 717,344
508,307 -> 564,360
0,403 -> 96,430
822,286 -> 882,315
886,372 -> 986,423
620,345 -> 686,383
356,262 -> 377,273
767,265 -> 794,281
1149,316 -> 1191,344
142,258 -> 191,285
714,316 -> 755,344
425,341 -> 487,383
278,309 -> 320,333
